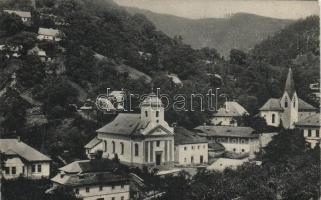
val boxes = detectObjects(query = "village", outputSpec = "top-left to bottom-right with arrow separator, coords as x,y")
0,1 -> 320,200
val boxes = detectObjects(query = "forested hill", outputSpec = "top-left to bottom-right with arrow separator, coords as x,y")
125,7 -> 293,57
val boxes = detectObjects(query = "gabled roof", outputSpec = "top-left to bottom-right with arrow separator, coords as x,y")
174,126 -> 207,145
38,28 -> 60,37
59,159 -> 120,174
84,137 -> 102,149
296,113 -> 321,127
284,68 -> 296,99
194,126 -> 258,138
4,10 -> 31,18
0,139 -> 51,162
213,101 -> 248,117
259,98 -> 283,111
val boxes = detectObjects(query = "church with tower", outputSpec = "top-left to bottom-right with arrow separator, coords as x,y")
85,92 -> 175,167
259,68 -> 318,129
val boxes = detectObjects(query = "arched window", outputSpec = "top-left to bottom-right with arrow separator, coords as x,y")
134,144 -> 139,156
293,97 -> 296,108
112,141 -> 115,153
104,141 -> 107,152
272,114 -> 275,123
120,142 -> 124,155
145,111 -> 148,117
284,97 -> 288,108
156,111 -> 159,118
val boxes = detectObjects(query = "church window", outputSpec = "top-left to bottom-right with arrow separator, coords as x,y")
272,114 -> 275,123
156,141 -> 160,147
308,129 -> 312,137
284,97 -> 288,108
120,142 -> 124,155
156,111 -> 159,118
293,97 -> 296,107
184,146 -> 187,151
135,144 -> 139,156
104,141 -> 107,152
112,141 -> 115,153
145,111 -> 148,117
316,130 -> 320,137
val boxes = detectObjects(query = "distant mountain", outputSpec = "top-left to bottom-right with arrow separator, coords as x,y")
125,7 -> 293,57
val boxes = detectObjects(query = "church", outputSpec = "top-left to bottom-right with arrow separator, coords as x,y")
259,68 -> 317,129
85,92 -> 175,167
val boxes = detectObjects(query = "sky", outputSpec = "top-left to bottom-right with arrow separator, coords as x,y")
114,0 -> 320,19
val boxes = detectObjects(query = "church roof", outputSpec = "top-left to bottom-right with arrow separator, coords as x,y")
259,98 -> 283,111
284,68 -> 296,99
194,126 -> 258,138
296,113 -> 321,127
213,101 -> 248,117
174,126 -> 207,145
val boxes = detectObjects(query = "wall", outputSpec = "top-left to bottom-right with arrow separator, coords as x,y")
75,183 -> 130,200
302,127 -> 321,148
174,143 -> 208,165
260,111 -> 281,127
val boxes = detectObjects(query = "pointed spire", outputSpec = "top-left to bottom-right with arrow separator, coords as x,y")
284,67 -> 296,99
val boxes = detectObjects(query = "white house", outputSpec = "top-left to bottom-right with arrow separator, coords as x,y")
174,126 -> 208,166
296,113 -> 321,148
207,158 -> 249,172
211,101 -> 248,126
194,126 -> 260,158
4,10 -> 31,24
37,28 -> 61,41
0,139 -> 51,179
259,68 -> 317,129
85,92 -> 175,168
50,159 -> 130,200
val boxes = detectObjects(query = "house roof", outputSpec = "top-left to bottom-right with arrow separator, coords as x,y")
194,126 -> 258,138
167,74 -> 183,85
38,28 -> 60,37
59,159 -> 120,174
298,98 -> 317,111
284,68 -> 296,99
174,126 -> 207,145
259,97 -> 316,111
213,101 -> 248,117
0,139 -> 51,162
84,137 -> 102,149
4,10 -> 31,18
296,113 -> 321,127
51,171 -> 128,187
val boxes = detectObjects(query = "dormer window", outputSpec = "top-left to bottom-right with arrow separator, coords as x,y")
284,97 -> 288,108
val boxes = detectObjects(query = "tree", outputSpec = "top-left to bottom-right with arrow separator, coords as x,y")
0,13 -> 24,35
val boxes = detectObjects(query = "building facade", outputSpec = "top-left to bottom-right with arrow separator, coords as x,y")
259,68 -> 317,129
85,93 -> 175,167
296,113 -> 321,148
0,139 -> 51,179
174,126 -> 208,166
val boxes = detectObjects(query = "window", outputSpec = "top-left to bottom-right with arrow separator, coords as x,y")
121,197 -> 124,200
86,187 -> 90,193
75,188 -> 79,194
5,167 -> 9,174
198,145 -> 200,149
97,198 -> 104,200
293,97 -> 296,107
32,165 -> 36,173
120,142 -> 124,155
191,156 -> 194,163
104,141 -> 107,152
184,146 -> 187,151
242,149 -> 245,152
308,129 -> 312,137
112,197 -> 115,200
112,186 -> 115,190
99,185 -> 103,191
233,148 -> 236,152
156,111 -> 159,118
192,146 -> 194,150
203,145 -> 206,149
135,144 -> 139,156
145,111 -> 148,117
156,141 -> 160,147
121,185 -> 124,189
240,139 -> 245,144
316,130 -> 320,137
37,165 -> 42,172
231,139 -> 237,143
112,141 -> 115,153
22,166 -> 25,174
284,97 -> 288,108
272,114 -> 275,124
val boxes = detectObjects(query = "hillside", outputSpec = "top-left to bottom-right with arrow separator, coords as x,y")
125,7 -> 293,57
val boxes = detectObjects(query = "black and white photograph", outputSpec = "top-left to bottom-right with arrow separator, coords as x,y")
0,0 -> 320,199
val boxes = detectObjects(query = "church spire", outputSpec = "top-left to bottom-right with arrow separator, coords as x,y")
284,67 -> 296,99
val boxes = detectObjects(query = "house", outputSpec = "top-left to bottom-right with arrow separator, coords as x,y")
0,138 -> 51,179
167,73 -> 183,87
37,28 -> 61,41
309,82 -> 320,101
85,92 -> 175,167
207,158 -> 249,172
259,68 -> 317,129
295,113 -> 321,148
211,101 -> 248,126
50,159 -> 130,200
194,126 -> 260,158
174,126 -> 208,166
108,90 -> 126,110
4,10 -> 31,24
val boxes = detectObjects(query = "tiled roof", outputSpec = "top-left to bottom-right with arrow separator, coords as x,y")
38,28 -> 60,36
213,101 -> 248,117
296,113 -> 321,127
174,126 -> 207,145
0,139 -> 51,162
194,126 -> 258,138
4,10 -> 31,18
59,159 -> 120,174
84,137 -> 102,149
259,98 -> 283,111
51,171 -> 128,187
